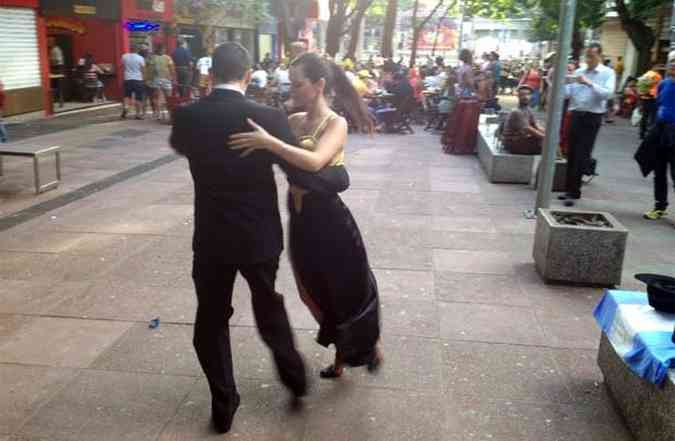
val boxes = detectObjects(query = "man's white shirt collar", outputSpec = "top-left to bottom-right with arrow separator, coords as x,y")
213,83 -> 245,95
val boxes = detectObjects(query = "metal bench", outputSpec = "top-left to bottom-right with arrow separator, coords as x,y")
0,144 -> 61,194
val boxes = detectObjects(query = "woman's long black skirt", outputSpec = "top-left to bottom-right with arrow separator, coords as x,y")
288,192 -> 380,367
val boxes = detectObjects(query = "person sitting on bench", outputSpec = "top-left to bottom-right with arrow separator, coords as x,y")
498,85 -> 545,154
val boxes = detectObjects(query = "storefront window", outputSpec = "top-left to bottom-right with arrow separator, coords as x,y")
136,0 -> 165,13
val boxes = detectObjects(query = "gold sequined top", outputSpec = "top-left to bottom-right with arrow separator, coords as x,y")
294,112 -> 345,167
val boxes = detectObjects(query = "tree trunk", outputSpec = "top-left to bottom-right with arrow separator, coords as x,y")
346,19 -> 362,60
409,0 -> 444,68
614,0 -> 657,74
381,0 -> 398,58
571,28 -> 584,60
409,0 -> 420,68
325,1 -> 347,57
346,0 -> 373,60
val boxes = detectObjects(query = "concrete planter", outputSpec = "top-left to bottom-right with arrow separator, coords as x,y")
531,157 -> 567,193
598,334 -> 675,441
477,123 -> 536,184
533,208 -> 628,286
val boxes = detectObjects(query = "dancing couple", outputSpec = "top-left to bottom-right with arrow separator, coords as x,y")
170,42 -> 381,433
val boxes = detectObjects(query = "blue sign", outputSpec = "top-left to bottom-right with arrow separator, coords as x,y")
125,21 -> 160,32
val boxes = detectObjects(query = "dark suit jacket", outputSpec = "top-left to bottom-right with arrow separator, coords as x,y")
170,88 -> 347,264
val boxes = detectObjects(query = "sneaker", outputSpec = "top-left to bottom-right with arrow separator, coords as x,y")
644,208 -> 667,220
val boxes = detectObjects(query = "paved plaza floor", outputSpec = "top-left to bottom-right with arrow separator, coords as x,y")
1,115 -> 673,440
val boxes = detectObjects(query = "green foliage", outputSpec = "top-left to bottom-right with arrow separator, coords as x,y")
174,0 -> 271,24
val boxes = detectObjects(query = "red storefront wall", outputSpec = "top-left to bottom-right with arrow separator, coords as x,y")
46,16 -> 123,103
120,0 -> 176,54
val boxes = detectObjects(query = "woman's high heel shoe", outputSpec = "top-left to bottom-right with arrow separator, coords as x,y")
367,353 -> 383,373
320,364 -> 343,379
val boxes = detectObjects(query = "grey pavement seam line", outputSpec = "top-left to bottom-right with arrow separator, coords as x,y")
0,153 -> 179,233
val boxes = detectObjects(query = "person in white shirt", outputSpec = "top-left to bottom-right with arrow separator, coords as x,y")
250,64 -> 268,88
121,45 -> 147,119
559,42 -> 616,206
274,64 -> 291,95
48,38 -> 64,70
196,52 -> 212,96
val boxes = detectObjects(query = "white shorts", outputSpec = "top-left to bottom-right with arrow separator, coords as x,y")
152,78 -> 173,92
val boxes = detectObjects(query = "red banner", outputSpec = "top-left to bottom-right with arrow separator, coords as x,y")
417,25 -> 458,50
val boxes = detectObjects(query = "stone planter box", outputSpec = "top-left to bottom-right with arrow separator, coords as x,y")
477,123 -> 536,184
598,334 -> 675,441
531,157 -> 567,193
533,208 -> 628,286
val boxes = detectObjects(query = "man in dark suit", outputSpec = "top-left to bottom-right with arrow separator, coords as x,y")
169,43 -> 346,434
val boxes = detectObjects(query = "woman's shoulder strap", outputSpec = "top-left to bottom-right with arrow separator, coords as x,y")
311,112 -> 337,139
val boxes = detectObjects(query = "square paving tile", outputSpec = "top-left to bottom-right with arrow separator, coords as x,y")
0,231 -> 157,258
430,181 -> 481,193
91,323 -> 200,377
442,341 -> 569,403
433,249 -> 516,275
550,348 -> 622,416
439,302 -> 546,346
435,272 -> 531,307
431,216 -> 497,233
375,191 -> 433,215
0,365 -> 76,434
0,317 -> 131,368
534,309 -> 601,350
0,280 -> 91,315
342,335 -> 443,392
303,384 -> 442,441
442,397 -> 632,441
371,269 -> 434,300
0,252 -> 115,283
50,280 -> 196,323
380,297 -> 439,338
157,379 -> 307,441
16,370 -> 195,441
48,204 -> 193,235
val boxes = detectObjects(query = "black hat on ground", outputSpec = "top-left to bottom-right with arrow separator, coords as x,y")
635,273 -> 675,313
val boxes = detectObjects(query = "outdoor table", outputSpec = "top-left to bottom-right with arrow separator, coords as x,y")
593,290 -> 675,441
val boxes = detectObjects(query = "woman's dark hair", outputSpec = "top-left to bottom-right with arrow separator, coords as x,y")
291,52 -> 373,134
84,53 -> 95,70
459,49 -> 473,65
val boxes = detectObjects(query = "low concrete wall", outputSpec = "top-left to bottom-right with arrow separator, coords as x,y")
598,333 -> 675,441
477,123 -> 536,184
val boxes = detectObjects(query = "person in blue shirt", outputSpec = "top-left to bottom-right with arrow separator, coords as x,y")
172,38 -> 193,97
644,52 -> 675,220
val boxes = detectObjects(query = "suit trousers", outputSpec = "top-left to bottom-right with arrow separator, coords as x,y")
654,124 -> 675,210
192,255 -> 307,412
565,111 -> 603,198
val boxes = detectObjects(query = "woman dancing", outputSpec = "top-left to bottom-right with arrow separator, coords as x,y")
229,53 -> 382,378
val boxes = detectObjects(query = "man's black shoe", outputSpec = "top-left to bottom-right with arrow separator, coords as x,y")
558,194 -> 580,201
212,393 -> 240,434
563,199 -> 576,207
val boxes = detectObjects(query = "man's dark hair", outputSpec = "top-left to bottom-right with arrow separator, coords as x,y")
587,42 -> 603,54
212,42 -> 251,83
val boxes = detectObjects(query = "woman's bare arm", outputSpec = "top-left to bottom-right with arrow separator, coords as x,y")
229,117 -> 347,173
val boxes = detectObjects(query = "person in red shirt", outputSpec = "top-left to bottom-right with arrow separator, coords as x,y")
0,80 -> 7,143
519,63 -> 542,107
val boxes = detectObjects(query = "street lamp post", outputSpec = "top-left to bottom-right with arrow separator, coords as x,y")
533,0 -> 578,211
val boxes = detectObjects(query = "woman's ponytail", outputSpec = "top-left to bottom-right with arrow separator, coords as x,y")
292,53 -> 374,134
327,62 -> 374,134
